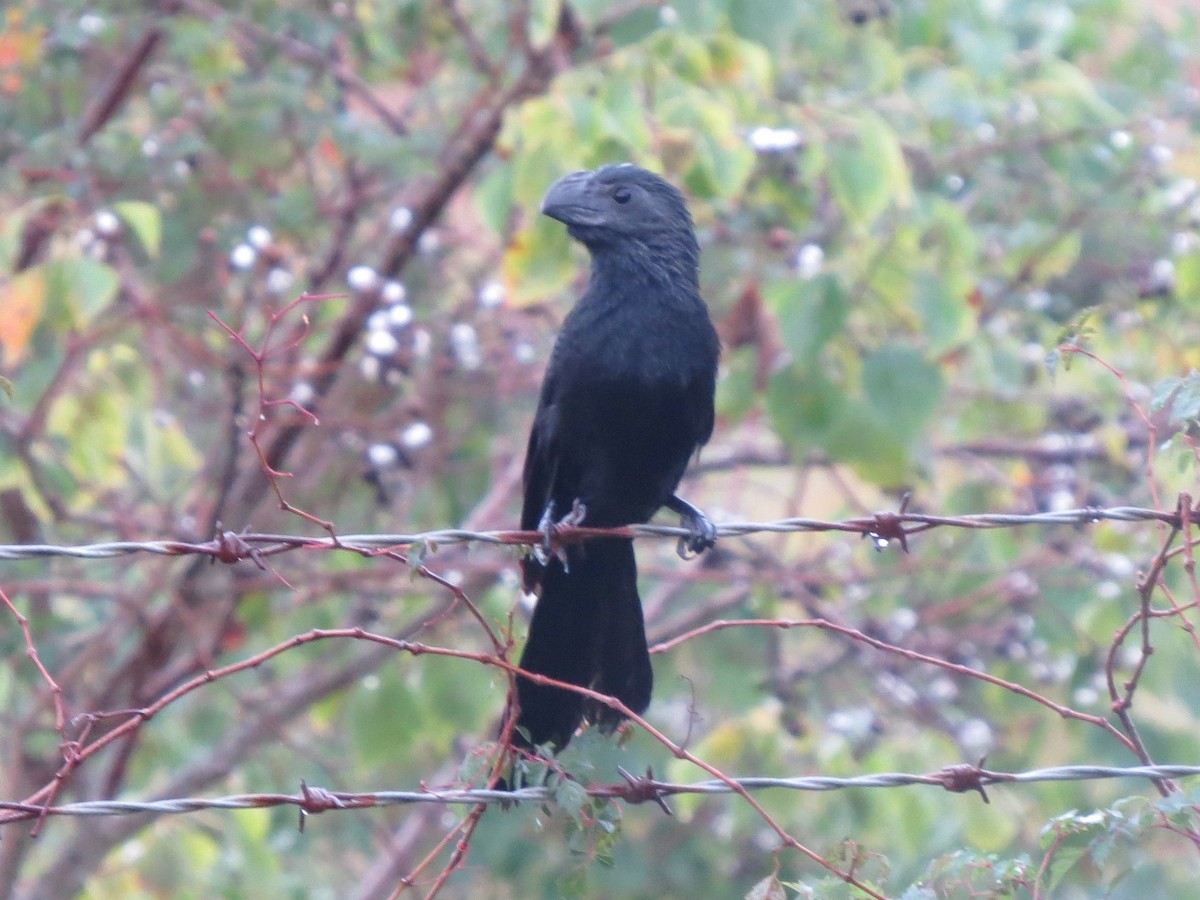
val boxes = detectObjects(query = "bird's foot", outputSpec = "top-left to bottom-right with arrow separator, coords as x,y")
533,502 -> 557,566
534,499 -> 588,570
665,495 -> 716,559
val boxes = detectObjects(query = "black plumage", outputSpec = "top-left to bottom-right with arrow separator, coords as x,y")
511,164 -> 720,752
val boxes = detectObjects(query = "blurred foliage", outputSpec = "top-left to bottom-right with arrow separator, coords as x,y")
3,0 -> 1200,897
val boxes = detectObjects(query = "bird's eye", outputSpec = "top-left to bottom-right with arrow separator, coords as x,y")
611,186 -> 632,204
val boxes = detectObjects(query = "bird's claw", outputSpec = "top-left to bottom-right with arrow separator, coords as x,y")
534,499 -> 588,571
563,498 -> 588,527
676,510 -> 716,559
667,495 -> 716,559
534,502 -> 557,565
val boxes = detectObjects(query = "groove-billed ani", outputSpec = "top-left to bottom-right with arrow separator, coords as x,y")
510,164 -> 720,753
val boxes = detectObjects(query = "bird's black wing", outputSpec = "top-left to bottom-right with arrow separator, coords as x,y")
519,371 -> 560,593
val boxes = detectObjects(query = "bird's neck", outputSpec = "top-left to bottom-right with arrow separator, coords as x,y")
589,243 -> 700,297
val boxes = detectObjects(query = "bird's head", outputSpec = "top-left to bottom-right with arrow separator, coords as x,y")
540,164 -> 699,283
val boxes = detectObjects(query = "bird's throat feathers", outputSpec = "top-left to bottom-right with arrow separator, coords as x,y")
586,233 -> 700,299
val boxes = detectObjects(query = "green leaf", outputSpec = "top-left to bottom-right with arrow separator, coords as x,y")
596,74 -> 654,149
662,90 -> 755,199
1175,251 -> 1200,307
728,0 -> 796,48
1046,842 -> 1088,892
864,227 -> 920,310
952,22 -> 1016,78
862,344 -> 945,442
555,866 -> 587,898
715,345 -> 759,421
766,365 -> 842,456
48,386 -> 129,486
768,364 -> 914,484
1150,375 -> 1183,413
744,873 -> 787,900
1157,787 -> 1200,816
829,113 -> 912,225
1032,59 -> 1124,125
554,778 -> 588,817
130,406 -> 203,490
1166,371 -> 1200,424
348,671 -> 419,768
507,105 -> 581,203
113,201 -> 162,258
0,202 -> 33,271
692,124 -> 756,199
475,165 -> 514,238
765,274 -> 848,364
930,194 -> 976,252
602,5 -> 660,46
821,395 -> 913,485
1023,230 -> 1082,282
914,272 -> 974,355
501,215 -> 576,306
528,0 -> 562,46
43,257 -> 120,327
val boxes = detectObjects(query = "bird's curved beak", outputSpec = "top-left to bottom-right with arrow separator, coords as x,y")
540,170 -> 606,227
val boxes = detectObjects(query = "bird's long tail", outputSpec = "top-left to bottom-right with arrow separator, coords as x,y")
512,537 -> 651,751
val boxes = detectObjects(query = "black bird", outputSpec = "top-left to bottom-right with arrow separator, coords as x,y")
510,164 -> 720,754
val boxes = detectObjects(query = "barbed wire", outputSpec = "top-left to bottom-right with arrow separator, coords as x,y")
0,504 -> 1187,563
1,763 -> 1196,825
2,502 -> 1197,834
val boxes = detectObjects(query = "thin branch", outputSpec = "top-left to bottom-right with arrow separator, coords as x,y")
652,617 -> 1140,756
78,21 -> 165,146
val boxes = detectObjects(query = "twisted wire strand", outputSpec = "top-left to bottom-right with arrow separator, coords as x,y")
0,505 -> 1180,561
1,763 -> 1196,822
